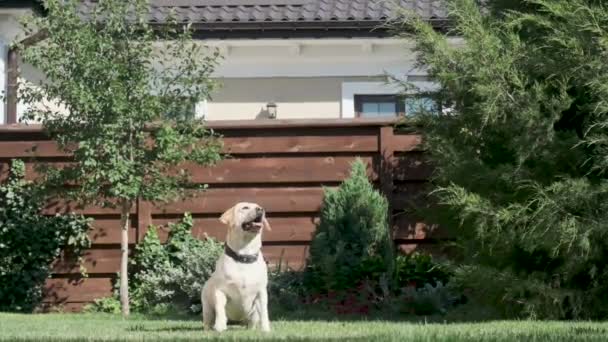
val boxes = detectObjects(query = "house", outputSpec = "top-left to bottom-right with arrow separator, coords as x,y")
0,0 -> 452,124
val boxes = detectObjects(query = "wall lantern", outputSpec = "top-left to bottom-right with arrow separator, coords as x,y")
266,102 -> 277,119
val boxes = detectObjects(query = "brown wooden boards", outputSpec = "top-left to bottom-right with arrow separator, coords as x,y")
0,120 -> 438,309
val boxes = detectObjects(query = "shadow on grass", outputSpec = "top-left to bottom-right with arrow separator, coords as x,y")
129,303 -> 504,326
268,303 -> 504,324
127,324 -> 202,333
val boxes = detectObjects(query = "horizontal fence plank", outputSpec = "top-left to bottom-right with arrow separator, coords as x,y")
223,135 -> 378,154
265,245 -> 309,270
24,156 -> 376,184
53,245 -> 309,274
90,215 -> 445,245
88,217 -> 137,245
154,187 -> 327,215
42,187 -> 329,216
186,156 -> 375,184
43,278 -> 114,304
0,134 -> 380,158
42,200 -> 137,216
150,216 -> 318,243
0,141 -> 67,158
52,249 -> 123,274
391,134 -> 423,152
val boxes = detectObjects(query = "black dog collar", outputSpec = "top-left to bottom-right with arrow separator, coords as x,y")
224,244 -> 259,264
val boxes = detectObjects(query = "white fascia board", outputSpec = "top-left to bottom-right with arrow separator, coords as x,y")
0,37 -> 6,124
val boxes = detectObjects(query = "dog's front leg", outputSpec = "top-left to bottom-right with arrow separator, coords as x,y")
212,290 -> 228,332
247,309 -> 260,330
258,290 -> 271,332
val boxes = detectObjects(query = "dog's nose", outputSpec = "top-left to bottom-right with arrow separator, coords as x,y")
256,207 -> 264,213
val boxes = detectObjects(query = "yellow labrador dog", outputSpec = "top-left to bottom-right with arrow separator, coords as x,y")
202,202 -> 272,332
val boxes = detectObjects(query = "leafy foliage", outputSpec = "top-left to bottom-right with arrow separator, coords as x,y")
394,0 -> 608,319
268,267 -> 307,314
16,0 -> 223,206
338,254 -> 453,316
83,297 -> 121,315
14,0 -> 223,314
397,282 -> 460,316
394,253 -> 451,290
305,158 -> 394,293
0,160 -> 90,312
130,214 -> 223,314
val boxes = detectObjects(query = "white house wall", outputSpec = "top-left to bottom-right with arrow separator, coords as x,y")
202,38 -> 428,120
206,76 -> 387,120
6,35 -> 461,121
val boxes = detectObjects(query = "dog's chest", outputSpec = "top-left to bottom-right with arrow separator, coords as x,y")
221,259 -> 267,294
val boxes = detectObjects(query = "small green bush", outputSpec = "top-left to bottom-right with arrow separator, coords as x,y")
305,158 -> 394,293
268,266 -> 306,313
394,253 -> 451,289
130,213 -> 223,314
83,297 -> 121,314
398,281 -> 460,316
0,160 -> 90,312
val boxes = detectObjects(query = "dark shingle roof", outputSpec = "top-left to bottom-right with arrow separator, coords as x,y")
58,1 -> 450,38
143,0 -> 447,25
147,0 -> 448,38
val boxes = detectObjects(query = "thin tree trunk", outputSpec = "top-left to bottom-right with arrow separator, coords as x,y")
120,199 -> 131,317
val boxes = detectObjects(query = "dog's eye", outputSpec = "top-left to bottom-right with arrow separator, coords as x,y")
242,206 -> 250,210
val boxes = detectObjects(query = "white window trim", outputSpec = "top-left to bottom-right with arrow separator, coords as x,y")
195,99 -> 208,119
340,80 -> 438,118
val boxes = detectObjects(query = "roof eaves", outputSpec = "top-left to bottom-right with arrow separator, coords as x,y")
183,17 -> 452,39
0,0 -> 44,14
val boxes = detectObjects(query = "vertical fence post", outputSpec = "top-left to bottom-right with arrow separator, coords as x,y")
379,125 -> 395,233
136,198 -> 152,243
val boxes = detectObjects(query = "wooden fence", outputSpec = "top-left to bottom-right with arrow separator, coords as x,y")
0,118 -> 440,311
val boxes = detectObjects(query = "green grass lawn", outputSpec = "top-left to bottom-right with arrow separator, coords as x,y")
0,313 -> 607,342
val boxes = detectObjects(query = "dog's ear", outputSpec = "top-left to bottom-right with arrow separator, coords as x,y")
262,217 -> 272,232
219,206 -> 235,226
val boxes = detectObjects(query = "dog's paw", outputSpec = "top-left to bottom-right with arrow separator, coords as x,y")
261,324 -> 271,333
212,323 -> 227,333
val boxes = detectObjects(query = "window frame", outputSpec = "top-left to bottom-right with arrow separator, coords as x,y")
354,94 -> 439,118
341,81 -> 438,119
354,94 -> 404,118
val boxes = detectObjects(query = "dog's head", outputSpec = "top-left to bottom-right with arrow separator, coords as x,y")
219,202 -> 271,234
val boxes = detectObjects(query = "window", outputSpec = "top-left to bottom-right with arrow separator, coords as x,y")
354,94 -> 438,118
160,97 -> 198,121
165,102 -> 196,121
355,95 -> 402,117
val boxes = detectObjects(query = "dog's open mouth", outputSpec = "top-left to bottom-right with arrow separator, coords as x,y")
242,215 -> 263,232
